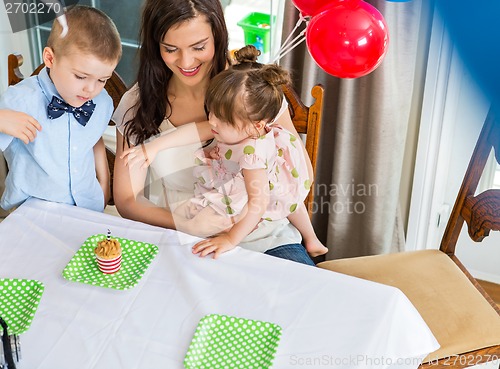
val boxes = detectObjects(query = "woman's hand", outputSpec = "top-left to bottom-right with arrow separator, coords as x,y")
114,130 -> 177,228
120,142 -> 157,169
192,233 -> 237,259
0,109 -> 41,144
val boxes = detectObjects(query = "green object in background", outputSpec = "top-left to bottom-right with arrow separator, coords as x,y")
184,314 -> 282,369
237,12 -> 276,54
0,279 -> 44,335
62,234 -> 158,290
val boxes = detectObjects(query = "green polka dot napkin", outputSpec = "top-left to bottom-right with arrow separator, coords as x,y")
184,314 -> 282,369
62,234 -> 158,290
0,279 -> 44,335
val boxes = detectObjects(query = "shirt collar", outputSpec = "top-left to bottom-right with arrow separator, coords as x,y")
37,67 -> 63,103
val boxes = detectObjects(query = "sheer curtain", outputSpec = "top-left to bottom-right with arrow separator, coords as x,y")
279,0 -> 431,259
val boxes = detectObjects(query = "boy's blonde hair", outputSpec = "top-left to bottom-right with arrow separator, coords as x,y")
47,5 -> 121,63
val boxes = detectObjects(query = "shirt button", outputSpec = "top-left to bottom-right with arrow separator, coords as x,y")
72,146 -> 78,151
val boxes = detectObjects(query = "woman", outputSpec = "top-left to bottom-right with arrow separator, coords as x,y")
113,0 -> 315,265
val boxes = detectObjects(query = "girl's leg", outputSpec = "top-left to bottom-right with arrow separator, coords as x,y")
287,203 -> 328,257
174,204 -> 236,238
264,243 -> 315,266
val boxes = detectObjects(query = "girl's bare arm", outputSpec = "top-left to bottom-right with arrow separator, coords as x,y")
121,121 -> 213,169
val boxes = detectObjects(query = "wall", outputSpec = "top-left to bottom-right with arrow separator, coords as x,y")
408,9 -> 500,283
436,59 -> 500,283
0,6 -> 32,93
0,5 -> 32,219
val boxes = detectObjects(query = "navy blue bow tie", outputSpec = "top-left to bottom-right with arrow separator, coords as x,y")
47,96 -> 95,126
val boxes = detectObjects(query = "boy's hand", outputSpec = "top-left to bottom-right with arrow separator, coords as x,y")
0,110 -> 41,144
192,233 -> 237,259
120,142 -> 157,169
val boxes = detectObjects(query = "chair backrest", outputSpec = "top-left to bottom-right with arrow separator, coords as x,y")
283,83 -> 324,218
440,107 -> 500,256
7,53 -> 127,206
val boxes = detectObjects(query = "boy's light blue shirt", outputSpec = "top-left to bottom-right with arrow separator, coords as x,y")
0,67 -> 113,212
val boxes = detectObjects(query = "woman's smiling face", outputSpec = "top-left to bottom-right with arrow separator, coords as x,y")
159,15 -> 215,87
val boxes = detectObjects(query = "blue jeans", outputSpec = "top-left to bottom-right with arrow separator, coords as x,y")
264,243 -> 315,266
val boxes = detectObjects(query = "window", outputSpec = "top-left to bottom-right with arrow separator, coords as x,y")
478,150 -> 500,192
493,163 -> 500,189
224,0 -> 282,63
27,0 -> 281,151
28,0 -> 282,86
29,0 -> 142,87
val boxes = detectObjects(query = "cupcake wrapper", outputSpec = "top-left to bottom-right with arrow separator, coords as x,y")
96,254 -> 122,274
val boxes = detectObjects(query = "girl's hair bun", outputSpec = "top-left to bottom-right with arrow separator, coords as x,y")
234,45 -> 261,64
260,64 -> 291,87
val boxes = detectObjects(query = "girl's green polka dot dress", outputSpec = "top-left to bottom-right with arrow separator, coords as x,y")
0,278 -> 44,335
184,314 -> 282,369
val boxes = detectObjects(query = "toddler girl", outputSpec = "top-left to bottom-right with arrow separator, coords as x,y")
122,62 -> 328,259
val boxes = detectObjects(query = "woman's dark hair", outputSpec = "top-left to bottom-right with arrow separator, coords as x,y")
124,0 -> 229,145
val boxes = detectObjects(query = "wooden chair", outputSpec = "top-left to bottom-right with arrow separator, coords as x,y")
283,83 -> 324,218
317,107 -> 500,368
7,53 -> 127,206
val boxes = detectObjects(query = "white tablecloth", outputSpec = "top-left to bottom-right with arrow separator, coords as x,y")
0,199 -> 439,369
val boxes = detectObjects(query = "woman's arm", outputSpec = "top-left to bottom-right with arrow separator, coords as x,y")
192,168 -> 269,258
121,121 -> 213,169
93,137 -> 110,206
113,130 -> 176,228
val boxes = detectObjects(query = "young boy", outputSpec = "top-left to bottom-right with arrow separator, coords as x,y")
0,5 -> 121,212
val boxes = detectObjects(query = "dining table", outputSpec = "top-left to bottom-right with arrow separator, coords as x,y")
0,198 -> 439,369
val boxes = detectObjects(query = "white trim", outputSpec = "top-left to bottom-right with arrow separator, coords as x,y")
103,126 -> 116,153
478,150 -> 497,192
406,13 -> 452,250
468,269 -> 500,285
270,0 -> 285,60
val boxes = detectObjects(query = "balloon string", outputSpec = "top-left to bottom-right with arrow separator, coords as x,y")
272,14 -> 308,63
272,30 -> 306,63
277,15 -> 305,56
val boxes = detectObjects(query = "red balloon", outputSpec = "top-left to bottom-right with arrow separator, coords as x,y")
293,0 -> 359,17
306,1 -> 389,78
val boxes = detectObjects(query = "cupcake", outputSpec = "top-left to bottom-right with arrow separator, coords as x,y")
94,231 -> 122,274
